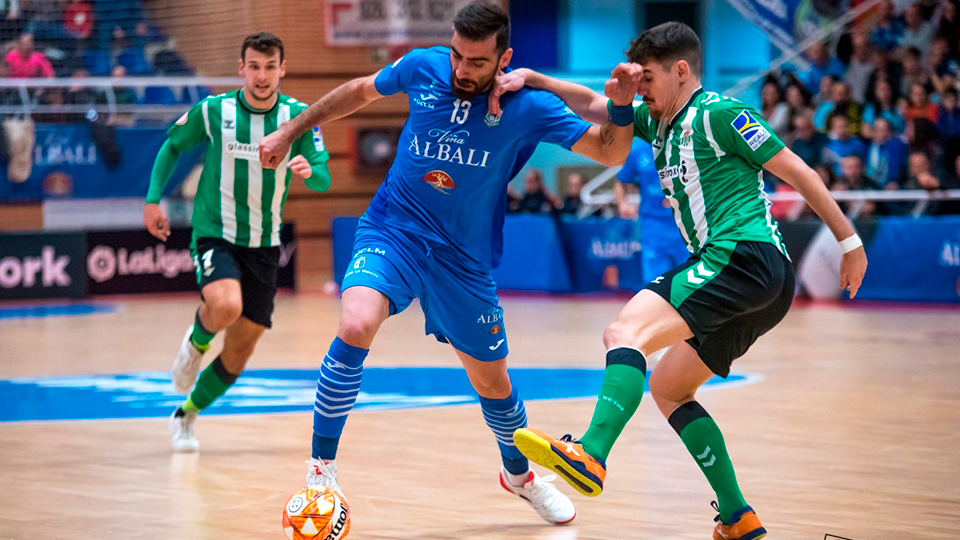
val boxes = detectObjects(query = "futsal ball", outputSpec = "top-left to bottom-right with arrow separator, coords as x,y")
282,487 -> 351,540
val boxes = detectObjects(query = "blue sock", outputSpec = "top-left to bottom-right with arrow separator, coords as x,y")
478,385 -> 529,475
312,337 -> 368,460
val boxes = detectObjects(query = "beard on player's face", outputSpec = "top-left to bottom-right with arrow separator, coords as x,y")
450,67 -> 497,101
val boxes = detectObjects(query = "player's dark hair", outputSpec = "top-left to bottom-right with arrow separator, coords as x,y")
241,32 -> 284,63
626,22 -> 701,76
453,1 -> 510,54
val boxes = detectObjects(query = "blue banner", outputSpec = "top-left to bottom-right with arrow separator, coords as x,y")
558,216 -> 646,293
0,124 -> 200,201
856,217 -> 960,303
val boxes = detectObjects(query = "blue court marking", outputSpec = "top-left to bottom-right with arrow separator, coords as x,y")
0,367 -> 762,423
0,303 -> 116,320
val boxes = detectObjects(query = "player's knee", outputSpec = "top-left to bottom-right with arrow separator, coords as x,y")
471,371 -> 512,399
337,316 -> 380,346
602,321 -> 633,349
648,372 -> 692,417
206,294 -> 242,327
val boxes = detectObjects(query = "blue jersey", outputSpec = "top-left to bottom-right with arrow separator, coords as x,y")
617,140 -> 675,225
367,47 -> 590,271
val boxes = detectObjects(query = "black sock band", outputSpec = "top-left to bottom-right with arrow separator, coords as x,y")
668,400 -> 711,435
211,356 -> 240,385
606,347 -> 647,372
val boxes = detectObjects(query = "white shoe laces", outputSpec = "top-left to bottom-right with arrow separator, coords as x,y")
305,459 -> 340,491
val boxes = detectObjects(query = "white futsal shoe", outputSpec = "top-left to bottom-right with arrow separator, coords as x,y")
172,325 -> 204,393
499,467 -> 577,525
169,410 -> 199,452
306,458 -> 342,495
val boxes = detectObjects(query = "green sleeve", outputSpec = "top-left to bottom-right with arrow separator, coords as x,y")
632,102 -> 656,143
167,100 -> 208,153
708,105 -> 785,168
145,139 -> 181,204
295,125 -> 331,193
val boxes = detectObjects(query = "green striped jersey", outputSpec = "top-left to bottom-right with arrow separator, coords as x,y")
168,89 -> 329,248
632,88 -> 789,258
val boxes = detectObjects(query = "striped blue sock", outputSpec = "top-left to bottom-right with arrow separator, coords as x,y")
478,385 -> 529,475
312,337 -> 367,460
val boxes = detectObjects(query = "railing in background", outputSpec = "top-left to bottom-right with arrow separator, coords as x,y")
0,77 -> 242,120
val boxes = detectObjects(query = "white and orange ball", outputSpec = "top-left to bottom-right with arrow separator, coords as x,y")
282,487 -> 351,540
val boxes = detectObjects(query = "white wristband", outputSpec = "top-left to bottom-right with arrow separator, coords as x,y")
839,234 -> 863,254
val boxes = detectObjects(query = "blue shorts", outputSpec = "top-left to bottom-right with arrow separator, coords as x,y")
341,221 -> 508,361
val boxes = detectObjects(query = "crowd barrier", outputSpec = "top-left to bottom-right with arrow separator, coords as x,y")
333,215 -> 960,304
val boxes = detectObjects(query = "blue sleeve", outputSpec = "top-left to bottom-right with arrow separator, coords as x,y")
374,48 -> 428,96
617,145 -> 640,184
527,91 -> 591,150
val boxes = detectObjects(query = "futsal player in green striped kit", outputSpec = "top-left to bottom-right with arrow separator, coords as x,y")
143,32 -> 331,452
490,22 -> 868,539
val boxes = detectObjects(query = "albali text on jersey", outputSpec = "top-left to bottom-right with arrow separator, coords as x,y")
365,46 -> 591,271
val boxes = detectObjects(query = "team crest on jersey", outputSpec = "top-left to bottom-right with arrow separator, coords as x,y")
423,170 -> 456,193
731,110 -> 770,151
483,110 -> 501,128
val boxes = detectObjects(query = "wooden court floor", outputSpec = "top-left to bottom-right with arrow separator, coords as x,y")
0,293 -> 958,540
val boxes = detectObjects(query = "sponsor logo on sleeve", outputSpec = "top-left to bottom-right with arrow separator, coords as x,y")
731,109 -> 770,151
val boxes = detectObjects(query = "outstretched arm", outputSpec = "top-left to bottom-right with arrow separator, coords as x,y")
764,147 -> 868,297
568,63 -> 641,166
260,73 -> 383,169
490,68 -> 610,124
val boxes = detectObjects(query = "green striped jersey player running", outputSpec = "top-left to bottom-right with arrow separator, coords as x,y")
142,32 -> 331,454
489,22 -> 868,540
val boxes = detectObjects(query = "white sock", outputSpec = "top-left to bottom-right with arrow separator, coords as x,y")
506,469 -> 531,487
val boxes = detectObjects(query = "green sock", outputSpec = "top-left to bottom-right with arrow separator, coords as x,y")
181,356 -> 239,413
579,348 -> 647,460
190,310 -> 215,352
668,401 -> 747,524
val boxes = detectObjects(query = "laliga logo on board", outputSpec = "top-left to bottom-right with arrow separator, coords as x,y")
422,170 -> 456,194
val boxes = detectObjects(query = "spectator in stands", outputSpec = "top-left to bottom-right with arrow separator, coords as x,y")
23,0 -> 64,43
0,1 -> 27,44
871,0 -> 905,52
760,80 -> 790,135
928,36 -> 958,93
111,24 -> 149,75
518,169 -> 558,214
904,151 -> 959,215
865,117 -> 909,187
63,0 -> 92,40
559,173 -> 589,216
938,87 -> 960,137
812,74 -> 837,110
938,0 -> 960,56
791,113 -> 828,168
822,81 -> 863,135
865,50 -> 903,107
802,41 -> 846,94
784,82 -> 813,129
845,31 -> 874,103
899,47 -> 932,98
4,33 -> 53,78
825,114 -> 866,174
837,155 -> 882,215
900,3 -> 937,52
905,82 -> 939,123
863,78 -> 906,138
107,64 -> 136,126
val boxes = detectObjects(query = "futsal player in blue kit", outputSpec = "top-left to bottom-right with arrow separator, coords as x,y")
615,140 -> 691,283
259,1 -> 640,525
